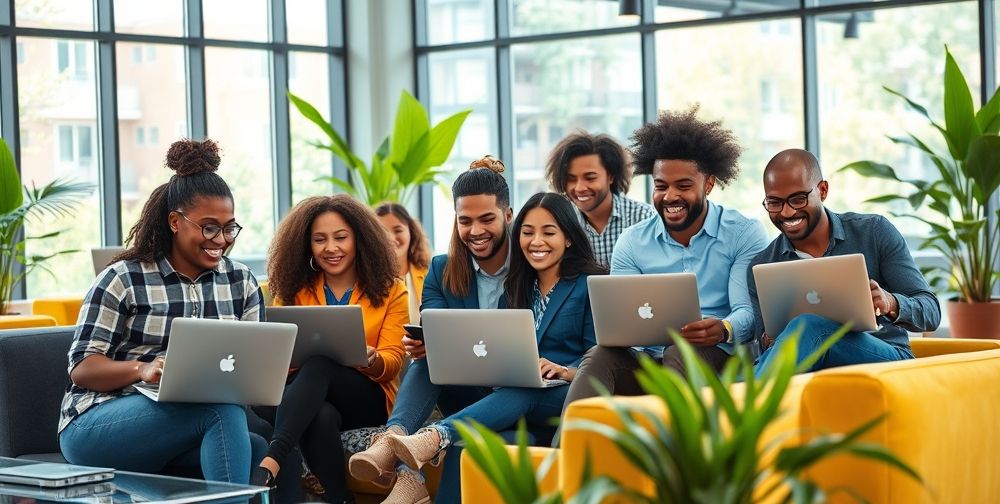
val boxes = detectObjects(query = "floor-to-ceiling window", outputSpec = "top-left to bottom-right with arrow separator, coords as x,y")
0,0 -> 347,299
415,0 -> 996,256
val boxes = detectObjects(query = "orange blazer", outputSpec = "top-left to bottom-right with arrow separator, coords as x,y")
410,265 -> 428,311
277,276 -> 409,414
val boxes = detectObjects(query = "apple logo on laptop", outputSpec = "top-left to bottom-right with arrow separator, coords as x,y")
806,290 -> 822,305
219,355 -> 236,372
473,340 -> 488,358
638,303 -> 654,320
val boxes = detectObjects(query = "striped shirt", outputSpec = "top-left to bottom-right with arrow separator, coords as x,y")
577,192 -> 656,266
58,256 -> 263,433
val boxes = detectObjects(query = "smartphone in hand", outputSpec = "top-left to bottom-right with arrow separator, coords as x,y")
403,324 -> 424,341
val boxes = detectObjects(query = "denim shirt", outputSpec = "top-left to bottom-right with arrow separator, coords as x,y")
748,210 -> 941,349
610,201 -> 769,355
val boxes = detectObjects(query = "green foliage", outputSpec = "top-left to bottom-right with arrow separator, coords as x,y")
840,47 -> 1000,302
460,327 -> 921,504
0,138 -> 92,314
288,90 -> 470,206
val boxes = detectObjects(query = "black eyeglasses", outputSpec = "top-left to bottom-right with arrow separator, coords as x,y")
175,211 -> 243,241
762,186 -> 817,213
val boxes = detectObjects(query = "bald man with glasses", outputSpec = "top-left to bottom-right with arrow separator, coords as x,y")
750,149 -> 940,376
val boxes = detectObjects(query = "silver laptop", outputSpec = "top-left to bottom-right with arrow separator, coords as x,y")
0,461 -> 113,488
133,318 -> 297,406
588,273 -> 702,347
752,253 -> 879,337
91,246 -> 124,275
265,305 -> 368,367
421,309 -> 568,388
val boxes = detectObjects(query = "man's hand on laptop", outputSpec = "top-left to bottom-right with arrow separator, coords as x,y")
869,279 -> 899,321
539,358 -> 573,381
402,335 -> 426,359
679,318 -> 726,346
137,356 -> 164,384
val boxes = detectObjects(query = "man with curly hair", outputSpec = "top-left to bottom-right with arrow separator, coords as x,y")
561,107 -> 769,411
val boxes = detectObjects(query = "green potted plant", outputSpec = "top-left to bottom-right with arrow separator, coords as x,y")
0,138 -> 92,316
839,47 -> 1000,338
458,328 -> 920,503
289,90 -> 471,206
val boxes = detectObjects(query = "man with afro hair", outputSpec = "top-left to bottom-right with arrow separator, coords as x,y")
561,106 -> 769,411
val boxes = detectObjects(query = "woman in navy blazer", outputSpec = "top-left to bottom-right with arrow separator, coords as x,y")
384,192 -> 605,473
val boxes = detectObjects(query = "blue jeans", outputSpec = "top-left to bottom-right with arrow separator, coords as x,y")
431,385 -> 569,445
754,314 -> 914,378
386,358 -> 490,435
60,394 -> 267,484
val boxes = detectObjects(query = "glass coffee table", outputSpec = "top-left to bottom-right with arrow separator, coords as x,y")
0,457 -> 270,503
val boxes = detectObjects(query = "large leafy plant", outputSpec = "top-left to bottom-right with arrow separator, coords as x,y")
840,47 -> 1000,303
458,327 -> 920,504
0,138 -> 92,315
289,90 -> 471,206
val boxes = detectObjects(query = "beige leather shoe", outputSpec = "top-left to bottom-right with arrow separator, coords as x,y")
381,469 -> 430,504
349,425 -> 404,487
387,428 -> 444,472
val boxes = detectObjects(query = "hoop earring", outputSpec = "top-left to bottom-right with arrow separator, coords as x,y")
309,257 -> 319,271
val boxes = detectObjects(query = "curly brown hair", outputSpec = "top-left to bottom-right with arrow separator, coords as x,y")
117,139 -> 231,263
267,195 -> 398,307
545,131 -> 633,195
629,105 -> 742,186
374,202 -> 431,271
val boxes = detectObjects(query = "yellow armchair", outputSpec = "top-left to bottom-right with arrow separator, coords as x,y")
31,297 -> 83,326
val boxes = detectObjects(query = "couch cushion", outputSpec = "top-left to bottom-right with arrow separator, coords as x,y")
0,326 -> 75,457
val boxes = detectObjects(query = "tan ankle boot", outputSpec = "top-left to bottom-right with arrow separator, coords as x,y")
387,428 -> 444,472
381,469 -> 430,504
349,426 -> 404,487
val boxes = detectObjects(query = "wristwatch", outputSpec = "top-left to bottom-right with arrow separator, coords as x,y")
721,319 -> 733,344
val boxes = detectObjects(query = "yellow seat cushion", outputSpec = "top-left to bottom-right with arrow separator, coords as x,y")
461,446 -> 559,503
0,314 -> 58,330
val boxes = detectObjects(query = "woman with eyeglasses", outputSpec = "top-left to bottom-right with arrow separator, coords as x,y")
253,194 -> 407,504
58,139 -> 266,484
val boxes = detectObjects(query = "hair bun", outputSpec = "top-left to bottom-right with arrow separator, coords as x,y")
469,155 -> 505,175
165,139 -> 221,176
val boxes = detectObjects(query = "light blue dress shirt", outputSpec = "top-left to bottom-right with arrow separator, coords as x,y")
609,200 -> 768,354
472,243 -> 512,310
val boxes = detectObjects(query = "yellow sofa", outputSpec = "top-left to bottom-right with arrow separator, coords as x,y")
461,338 -> 1000,503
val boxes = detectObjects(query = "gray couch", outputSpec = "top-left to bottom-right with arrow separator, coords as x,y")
0,325 -> 74,461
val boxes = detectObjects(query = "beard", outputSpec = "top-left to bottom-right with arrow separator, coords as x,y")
466,221 -> 509,261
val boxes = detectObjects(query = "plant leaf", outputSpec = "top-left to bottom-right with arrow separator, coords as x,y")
838,161 -> 900,181
0,138 -> 23,214
963,135 -> 1000,206
942,47 -> 980,160
425,109 -> 472,167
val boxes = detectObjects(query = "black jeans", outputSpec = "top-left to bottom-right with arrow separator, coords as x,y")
266,356 -> 387,502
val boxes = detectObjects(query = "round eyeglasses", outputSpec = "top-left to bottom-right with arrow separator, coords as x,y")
175,211 -> 243,241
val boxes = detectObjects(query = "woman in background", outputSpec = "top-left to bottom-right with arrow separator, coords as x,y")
375,202 -> 431,323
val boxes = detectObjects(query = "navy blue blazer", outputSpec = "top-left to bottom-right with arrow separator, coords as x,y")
420,253 -> 484,311
501,274 -> 597,369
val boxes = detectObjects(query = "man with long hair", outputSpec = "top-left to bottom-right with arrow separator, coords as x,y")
349,155 -> 513,504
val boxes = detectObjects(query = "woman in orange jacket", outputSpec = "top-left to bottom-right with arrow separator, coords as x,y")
254,194 -> 407,503
375,202 -> 431,323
